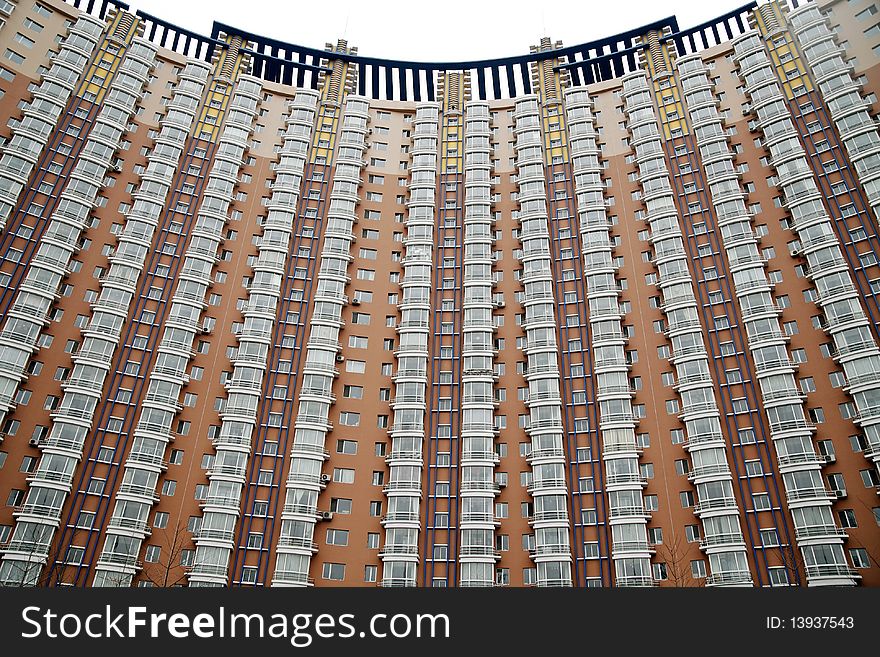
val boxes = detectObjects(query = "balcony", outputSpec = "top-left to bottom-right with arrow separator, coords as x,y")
107,518 -> 151,534
805,259 -> 847,280
705,571 -> 753,586
529,510 -> 569,523
272,571 -> 314,586
835,340 -> 877,358
117,483 -> 159,499
853,406 -> 880,425
385,450 -> 423,462
382,481 -> 422,493
127,451 -> 168,469
460,512 -> 500,525
804,564 -> 859,579
28,469 -> 73,485
461,450 -> 501,462
281,503 -> 316,516
661,294 -> 694,309
460,480 -> 502,493
295,414 -> 332,429
13,503 -> 60,519
687,464 -> 731,481
742,303 -> 783,318
794,525 -> 849,540
528,543 -> 571,558
381,512 -> 421,523
379,578 -> 416,587
3,539 -> 49,553
460,422 -> 497,433
99,552 -> 142,568
276,537 -> 319,551
787,487 -> 835,502
143,394 -> 183,411
459,579 -> 497,587
674,374 -> 713,388
389,395 -> 426,406
762,388 -> 805,403
615,576 -> 658,587
378,545 -> 419,557
290,444 -> 331,459
776,452 -> 825,467
593,329 -> 625,342
51,407 -> 93,421
533,578 -> 574,587
608,505 -> 650,519
593,357 -> 627,370
205,463 -> 248,477
527,447 -> 566,460
693,497 -> 738,513
670,344 -> 707,360
460,395 -> 498,406
768,418 -> 815,433
844,372 -> 880,390
679,401 -> 718,416
699,533 -> 744,549
388,422 -> 423,434
605,472 -> 648,486
527,478 -> 567,493
459,546 -> 501,558
613,540 -> 653,553
665,318 -> 703,334
200,495 -> 242,508
602,442 -> 642,455
598,384 -> 638,396
599,412 -> 637,424
195,527 -> 235,542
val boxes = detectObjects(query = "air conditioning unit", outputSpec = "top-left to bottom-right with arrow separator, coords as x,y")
317,511 -> 333,521
199,326 -> 212,334
351,299 -> 361,306
833,489 -> 846,498
493,300 -> 505,308
28,438 -> 40,447
335,354 -> 345,362
320,474 -> 332,483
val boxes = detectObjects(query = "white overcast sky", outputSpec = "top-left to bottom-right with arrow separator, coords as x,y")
129,0 -> 747,61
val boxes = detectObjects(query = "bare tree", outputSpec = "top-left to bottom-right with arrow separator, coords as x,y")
139,523 -> 191,587
655,532 -> 702,587
776,543 -> 804,586
0,556 -> 48,587
1,523 -> 78,587
851,499 -> 880,570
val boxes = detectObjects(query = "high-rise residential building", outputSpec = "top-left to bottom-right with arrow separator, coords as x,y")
0,0 -> 878,589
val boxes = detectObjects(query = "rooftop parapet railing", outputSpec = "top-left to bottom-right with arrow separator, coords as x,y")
66,0 -> 767,101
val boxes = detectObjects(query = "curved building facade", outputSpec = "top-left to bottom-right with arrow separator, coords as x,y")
0,0 -> 878,587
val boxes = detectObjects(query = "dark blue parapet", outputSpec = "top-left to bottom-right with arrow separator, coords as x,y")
65,0 -> 759,100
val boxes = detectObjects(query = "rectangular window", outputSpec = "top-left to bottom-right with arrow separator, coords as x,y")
322,563 -> 345,581
326,529 -> 349,546
332,468 -> 355,483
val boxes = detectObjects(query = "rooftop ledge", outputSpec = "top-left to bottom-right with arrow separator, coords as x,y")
68,0 -> 765,100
